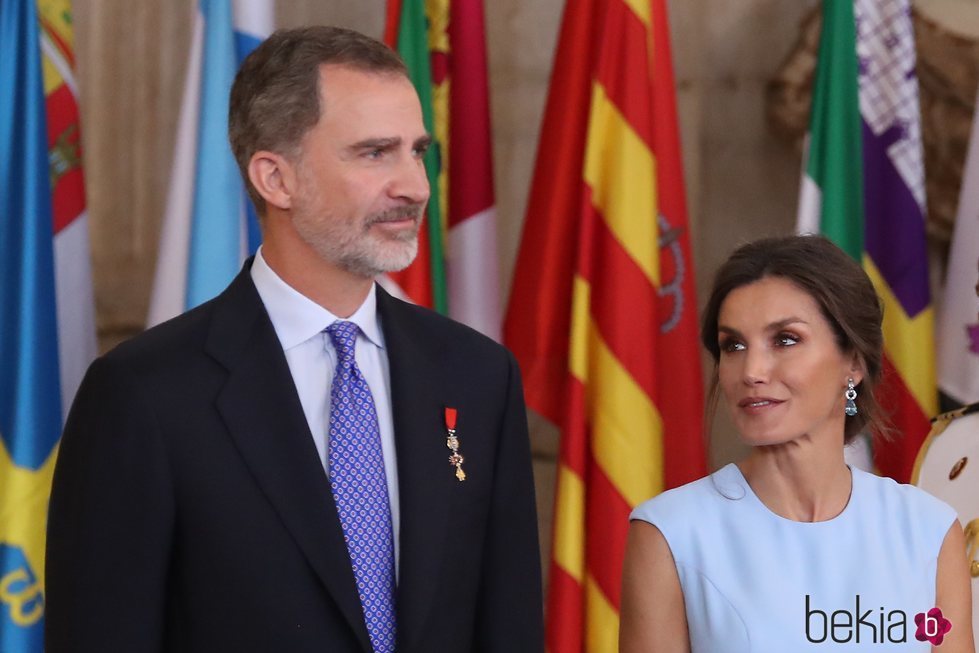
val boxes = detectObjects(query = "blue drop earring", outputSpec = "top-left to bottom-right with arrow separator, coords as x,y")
844,378 -> 858,417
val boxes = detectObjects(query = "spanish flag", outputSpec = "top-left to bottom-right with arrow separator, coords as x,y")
504,0 -> 706,649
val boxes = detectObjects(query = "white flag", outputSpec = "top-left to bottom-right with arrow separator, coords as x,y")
937,91 -> 979,404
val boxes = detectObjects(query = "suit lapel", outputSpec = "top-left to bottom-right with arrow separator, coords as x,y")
377,288 -> 454,652
206,268 -> 373,653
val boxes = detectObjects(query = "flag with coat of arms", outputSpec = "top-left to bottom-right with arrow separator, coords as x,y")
797,0 -> 936,482
0,0 -> 97,650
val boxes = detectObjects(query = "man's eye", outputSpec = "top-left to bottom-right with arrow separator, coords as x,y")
366,149 -> 385,159
413,144 -> 430,158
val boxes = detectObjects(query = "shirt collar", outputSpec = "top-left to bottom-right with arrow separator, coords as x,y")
250,247 -> 385,351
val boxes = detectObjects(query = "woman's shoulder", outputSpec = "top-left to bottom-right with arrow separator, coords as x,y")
853,467 -> 955,513
852,467 -> 958,543
630,463 -> 745,528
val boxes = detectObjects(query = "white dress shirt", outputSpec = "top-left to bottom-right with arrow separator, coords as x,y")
250,248 -> 401,571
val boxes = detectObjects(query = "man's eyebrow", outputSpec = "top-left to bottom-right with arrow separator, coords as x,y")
347,137 -> 400,152
346,135 -> 433,153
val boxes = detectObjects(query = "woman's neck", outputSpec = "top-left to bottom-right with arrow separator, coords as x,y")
737,442 -> 852,522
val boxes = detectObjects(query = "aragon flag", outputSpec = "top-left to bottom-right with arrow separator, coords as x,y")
383,0 -> 502,340
797,0 -> 936,482
503,0 -> 706,650
0,0 -> 96,650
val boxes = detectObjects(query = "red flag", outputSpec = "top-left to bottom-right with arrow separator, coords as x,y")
504,0 -> 706,649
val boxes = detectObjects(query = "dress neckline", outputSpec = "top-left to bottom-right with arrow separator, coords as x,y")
719,462 -> 859,526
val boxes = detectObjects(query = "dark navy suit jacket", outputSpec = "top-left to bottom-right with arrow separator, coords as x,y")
46,263 -> 543,652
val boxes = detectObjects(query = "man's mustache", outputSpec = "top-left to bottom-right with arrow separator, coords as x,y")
367,204 -> 425,226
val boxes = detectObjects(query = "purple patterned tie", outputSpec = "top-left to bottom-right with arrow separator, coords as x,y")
326,320 -> 396,653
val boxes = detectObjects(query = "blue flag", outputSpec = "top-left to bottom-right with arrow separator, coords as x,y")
147,0 -> 274,326
0,2 -> 61,648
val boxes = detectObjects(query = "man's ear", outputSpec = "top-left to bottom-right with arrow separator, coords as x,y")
248,150 -> 297,211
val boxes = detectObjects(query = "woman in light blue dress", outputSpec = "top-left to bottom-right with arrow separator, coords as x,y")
620,236 -> 974,652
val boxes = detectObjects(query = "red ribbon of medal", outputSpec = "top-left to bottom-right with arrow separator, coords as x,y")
444,407 -> 466,481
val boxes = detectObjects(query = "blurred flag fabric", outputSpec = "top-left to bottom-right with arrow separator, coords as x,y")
937,89 -> 979,405
797,0 -> 936,482
0,0 -> 96,650
503,0 -> 706,649
146,0 -> 273,327
383,0 -> 502,340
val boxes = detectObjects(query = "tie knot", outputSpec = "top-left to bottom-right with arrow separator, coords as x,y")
326,320 -> 360,364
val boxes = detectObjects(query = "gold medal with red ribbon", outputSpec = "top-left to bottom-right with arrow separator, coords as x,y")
444,407 -> 466,481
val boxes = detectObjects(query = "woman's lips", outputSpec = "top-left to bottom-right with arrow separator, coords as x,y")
737,397 -> 785,414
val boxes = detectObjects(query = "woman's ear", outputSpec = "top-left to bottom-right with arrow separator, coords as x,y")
248,150 -> 297,212
847,352 -> 865,387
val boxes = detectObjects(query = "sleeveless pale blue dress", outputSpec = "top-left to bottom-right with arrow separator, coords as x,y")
630,463 -> 957,652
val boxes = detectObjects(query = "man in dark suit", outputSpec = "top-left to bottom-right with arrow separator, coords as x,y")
46,26 -> 543,652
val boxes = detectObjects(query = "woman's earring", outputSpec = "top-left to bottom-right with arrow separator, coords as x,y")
844,378 -> 858,417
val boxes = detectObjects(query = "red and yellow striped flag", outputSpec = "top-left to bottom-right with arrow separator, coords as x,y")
504,0 -> 706,649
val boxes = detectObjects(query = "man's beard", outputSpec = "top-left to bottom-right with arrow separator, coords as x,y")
292,199 -> 424,278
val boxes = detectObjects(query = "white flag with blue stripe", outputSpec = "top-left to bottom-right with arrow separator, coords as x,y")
147,0 -> 273,326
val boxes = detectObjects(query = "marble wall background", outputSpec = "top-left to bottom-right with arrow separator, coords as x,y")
72,0 -> 971,576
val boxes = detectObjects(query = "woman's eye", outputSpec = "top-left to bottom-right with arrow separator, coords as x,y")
775,333 -> 799,347
720,339 -> 745,353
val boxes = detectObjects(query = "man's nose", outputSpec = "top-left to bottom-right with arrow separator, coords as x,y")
390,154 -> 430,204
